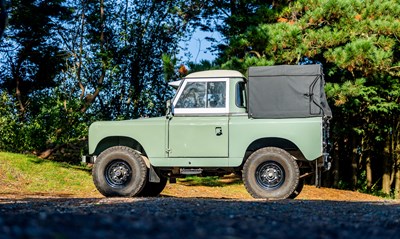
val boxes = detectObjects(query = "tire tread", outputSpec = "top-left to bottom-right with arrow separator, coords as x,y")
93,146 -> 148,197
243,147 -> 300,199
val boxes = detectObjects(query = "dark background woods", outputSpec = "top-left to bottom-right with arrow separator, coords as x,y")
0,0 -> 399,198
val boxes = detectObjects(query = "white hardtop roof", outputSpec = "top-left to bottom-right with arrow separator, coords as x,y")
168,70 -> 245,89
185,70 -> 244,79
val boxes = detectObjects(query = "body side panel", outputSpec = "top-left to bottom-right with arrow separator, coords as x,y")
88,117 -> 166,158
228,115 -> 323,166
150,157 -> 230,167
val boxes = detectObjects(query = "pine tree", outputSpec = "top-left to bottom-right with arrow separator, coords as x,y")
0,0 -> 7,38
214,0 -> 400,196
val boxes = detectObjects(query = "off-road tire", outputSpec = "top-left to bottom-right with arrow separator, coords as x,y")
93,146 -> 148,197
243,147 -> 300,199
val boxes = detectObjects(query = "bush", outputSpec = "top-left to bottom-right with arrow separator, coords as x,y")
0,90 -> 91,163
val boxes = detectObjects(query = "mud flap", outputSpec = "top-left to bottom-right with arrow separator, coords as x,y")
149,166 -> 161,183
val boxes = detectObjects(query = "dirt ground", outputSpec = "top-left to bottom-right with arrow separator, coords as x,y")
162,184 -> 386,201
0,179 -> 389,202
1,177 -> 399,239
0,187 -> 399,239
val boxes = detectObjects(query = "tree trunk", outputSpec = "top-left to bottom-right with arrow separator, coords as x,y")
382,155 -> 392,195
80,0 -> 106,113
15,76 -> 25,113
395,154 -> 400,199
393,119 -> 400,198
77,0 -> 86,101
351,136 -> 358,189
361,136 -> 372,191
332,140 -> 341,188
365,155 -> 372,191
382,122 -> 396,196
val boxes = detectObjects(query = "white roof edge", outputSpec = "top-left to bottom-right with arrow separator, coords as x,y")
168,80 -> 181,89
184,70 -> 245,79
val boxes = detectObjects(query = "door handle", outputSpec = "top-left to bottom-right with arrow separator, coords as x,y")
215,127 -> 222,136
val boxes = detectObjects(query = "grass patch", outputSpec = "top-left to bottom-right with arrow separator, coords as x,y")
178,175 -> 242,187
0,151 -> 100,197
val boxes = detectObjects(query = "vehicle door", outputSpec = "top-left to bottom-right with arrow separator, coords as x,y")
168,78 -> 229,158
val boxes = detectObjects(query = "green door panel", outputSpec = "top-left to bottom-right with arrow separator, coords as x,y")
168,116 -> 228,157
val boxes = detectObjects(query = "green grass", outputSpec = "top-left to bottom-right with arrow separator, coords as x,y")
178,175 -> 243,187
0,151 -> 99,196
0,152 -> 242,198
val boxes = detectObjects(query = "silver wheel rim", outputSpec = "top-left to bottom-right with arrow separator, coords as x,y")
105,160 -> 132,188
255,161 -> 285,189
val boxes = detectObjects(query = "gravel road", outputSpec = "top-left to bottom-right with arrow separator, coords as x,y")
0,197 -> 399,239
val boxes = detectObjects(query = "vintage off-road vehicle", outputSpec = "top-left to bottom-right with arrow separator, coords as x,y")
83,64 -> 332,199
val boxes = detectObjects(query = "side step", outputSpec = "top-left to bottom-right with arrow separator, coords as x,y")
180,168 -> 203,175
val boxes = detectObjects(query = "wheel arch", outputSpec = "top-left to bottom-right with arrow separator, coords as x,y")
242,137 -> 305,164
93,136 -> 147,157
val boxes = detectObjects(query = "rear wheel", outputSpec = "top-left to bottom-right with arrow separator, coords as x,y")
243,147 -> 300,199
93,146 -> 148,197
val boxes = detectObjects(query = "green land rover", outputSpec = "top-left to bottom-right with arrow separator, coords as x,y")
83,64 -> 332,199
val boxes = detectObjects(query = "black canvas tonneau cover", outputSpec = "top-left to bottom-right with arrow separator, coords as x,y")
247,64 -> 332,119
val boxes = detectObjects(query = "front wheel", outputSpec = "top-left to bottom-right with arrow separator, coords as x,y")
243,147 -> 300,199
93,146 -> 148,197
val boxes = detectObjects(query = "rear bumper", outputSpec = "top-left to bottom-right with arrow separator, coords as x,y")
82,155 -> 97,164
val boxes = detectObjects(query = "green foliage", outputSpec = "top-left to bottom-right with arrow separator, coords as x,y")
179,175 -> 242,187
0,0 -> 202,160
198,0 -> 290,62
356,170 -> 394,199
1,0 -> 71,104
0,0 -> 399,198
61,0 -> 202,119
337,180 -> 351,190
180,176 -> 223,187
188,60 -> 218,73
324,38 -> 393,74
162,54 -> 178,82
0,92 -> 17,151
204,0 -> 400,197
0,89 -> 89,157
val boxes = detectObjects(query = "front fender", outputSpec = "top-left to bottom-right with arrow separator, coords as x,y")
88,117 -> 167,158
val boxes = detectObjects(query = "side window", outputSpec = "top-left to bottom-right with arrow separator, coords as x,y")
207,82 -> 226,108
175,82 -> 206,108
236,81 -> 246,108
174,80 -> 228,113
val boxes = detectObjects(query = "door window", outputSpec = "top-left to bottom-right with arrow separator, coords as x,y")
175,82 -> 206,108
207,82 -> 226,108
173,79 -> 229,114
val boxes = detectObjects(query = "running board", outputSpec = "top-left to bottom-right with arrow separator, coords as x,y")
180,168 -> 203,175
